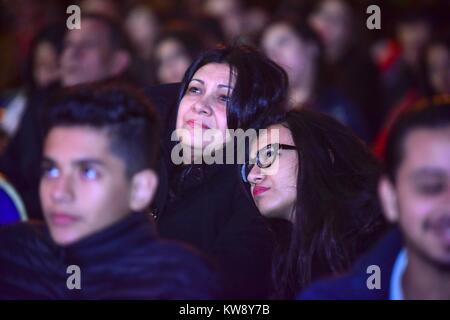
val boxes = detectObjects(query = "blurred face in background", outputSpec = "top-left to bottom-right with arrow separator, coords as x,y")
309,0 -> 352,61
397,20 -> 431,65
204,0 -> 244,40
262,23 -> 316,88
176,63 -> 233,152
155,38 -> 192,84
33,41 -> 60,88
380,127 -> 450,268
125,6 -> 159,60
80,0 -> 121,20
245,6 -> 270,37
247,124 -> 298,221
427,44 -> 450,94
61,18 -> 129,86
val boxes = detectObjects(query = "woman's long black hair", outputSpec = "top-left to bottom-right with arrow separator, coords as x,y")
266,110 -> 385,299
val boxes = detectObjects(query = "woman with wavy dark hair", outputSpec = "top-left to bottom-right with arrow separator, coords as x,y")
243,109 -> 385,299
155,44 -> 289,299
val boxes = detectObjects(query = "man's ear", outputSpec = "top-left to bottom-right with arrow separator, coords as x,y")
378,176 -> 399,223
129,169 -> 158,212
111,50 -> 131,75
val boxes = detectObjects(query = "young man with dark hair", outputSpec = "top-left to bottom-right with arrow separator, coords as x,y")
0,83 -> 220,299
299,99 -> 450,300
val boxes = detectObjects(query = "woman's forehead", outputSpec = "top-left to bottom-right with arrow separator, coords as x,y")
251,124 -> 294,150
192,63 -> 237,84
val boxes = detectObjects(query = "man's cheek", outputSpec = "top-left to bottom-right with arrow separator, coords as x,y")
408,198 -> 438,222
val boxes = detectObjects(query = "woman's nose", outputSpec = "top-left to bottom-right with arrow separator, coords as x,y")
247,164 -> 265,184
193,96 -> 212,116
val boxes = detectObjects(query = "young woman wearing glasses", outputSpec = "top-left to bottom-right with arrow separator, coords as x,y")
243,109 -> 386,299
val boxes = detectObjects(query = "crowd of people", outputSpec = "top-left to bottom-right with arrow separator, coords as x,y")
0,0 -> 449,300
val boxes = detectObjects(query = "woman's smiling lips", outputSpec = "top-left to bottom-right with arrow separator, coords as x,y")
186,119 -> 210,129
253,186 -> 270,197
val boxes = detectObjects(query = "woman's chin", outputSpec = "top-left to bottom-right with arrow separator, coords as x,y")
257,198 -> 294,221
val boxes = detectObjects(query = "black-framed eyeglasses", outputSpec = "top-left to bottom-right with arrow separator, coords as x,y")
241,143 -> 296,183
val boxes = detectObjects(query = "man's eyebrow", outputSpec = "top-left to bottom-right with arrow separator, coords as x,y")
411,168 -> 446,179
41,157 -> 56,165
42,157 -> 107,166
73,159 -> 107,167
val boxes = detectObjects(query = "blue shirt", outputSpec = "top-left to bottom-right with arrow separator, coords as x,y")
389,248 -> 407,300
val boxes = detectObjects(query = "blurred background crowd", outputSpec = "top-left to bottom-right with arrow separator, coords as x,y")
0,0 -> 449,153
0,0 -> 449,300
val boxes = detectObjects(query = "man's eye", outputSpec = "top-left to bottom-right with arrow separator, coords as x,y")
81,166 -> 99,180
42,166 -> 59,178
417,183 -> 445,195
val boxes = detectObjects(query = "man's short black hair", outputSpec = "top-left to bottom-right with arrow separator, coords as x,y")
384,95 -> 450,183
43,81 -> 160,177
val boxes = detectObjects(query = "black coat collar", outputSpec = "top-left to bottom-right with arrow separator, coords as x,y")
45,212 -> 157,264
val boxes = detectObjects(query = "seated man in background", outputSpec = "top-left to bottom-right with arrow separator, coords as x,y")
299,100 -> 450,300
0,82 -> 220,299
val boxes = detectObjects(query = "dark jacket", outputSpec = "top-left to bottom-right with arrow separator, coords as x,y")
324,46 -> 383,141
314,87 -> 369,141
298,228 -> 403,300
155,156 -> 275,300
0,212 -> 220,299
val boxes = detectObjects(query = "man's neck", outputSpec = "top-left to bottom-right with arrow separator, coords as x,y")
289,62 -> 316,108
289,87 -> 312,107
403,248 -> 450,300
